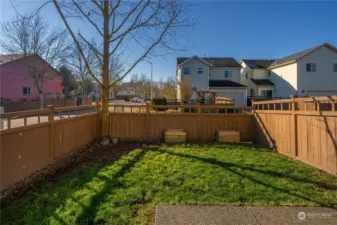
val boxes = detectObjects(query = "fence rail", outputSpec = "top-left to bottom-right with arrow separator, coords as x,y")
0,105 -> 97,130
109,103 -> 252,114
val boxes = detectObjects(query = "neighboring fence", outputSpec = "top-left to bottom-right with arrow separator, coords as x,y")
253,96 -> 337,175
0,97 -> 93,113
0,104 -> 100,191
108,104 -> 253,142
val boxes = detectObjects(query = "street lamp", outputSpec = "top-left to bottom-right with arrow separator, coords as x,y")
146,60 -> 153,100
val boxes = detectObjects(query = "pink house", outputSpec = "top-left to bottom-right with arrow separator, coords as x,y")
0,54 -> 63,101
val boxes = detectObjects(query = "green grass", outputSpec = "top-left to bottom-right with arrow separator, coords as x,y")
2,143 -> 337,225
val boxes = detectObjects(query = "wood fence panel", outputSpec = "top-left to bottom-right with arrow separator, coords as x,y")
297,115 -> 337,174
0,124 -> 50,190
109,113 -> 253,142
54,114 -> 99,159
1,105 -> 99,191
253,96 -> 337,175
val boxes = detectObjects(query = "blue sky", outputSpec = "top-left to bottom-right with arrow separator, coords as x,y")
1,1 -> 337,82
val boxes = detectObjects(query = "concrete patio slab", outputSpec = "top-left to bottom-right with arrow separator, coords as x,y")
155,205 -> 337,225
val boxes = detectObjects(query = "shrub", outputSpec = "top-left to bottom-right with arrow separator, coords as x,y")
151,98 -> 167,111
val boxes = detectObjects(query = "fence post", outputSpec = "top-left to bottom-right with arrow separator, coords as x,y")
291,96 -> 298,157
47,104 -> 55,162
0,106 -> 4,130
94,102 -> 101,136
146,103 -> 150,142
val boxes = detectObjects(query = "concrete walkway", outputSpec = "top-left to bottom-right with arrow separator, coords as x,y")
155,205 -> 337,225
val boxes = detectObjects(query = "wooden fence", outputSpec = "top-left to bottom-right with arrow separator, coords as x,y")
108,104 -> 253,142
253,96 -> 337,175
0,104 -> 100,191
0,97 -> 93,113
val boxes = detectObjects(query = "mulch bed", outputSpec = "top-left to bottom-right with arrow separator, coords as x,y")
0,139 -> 146,209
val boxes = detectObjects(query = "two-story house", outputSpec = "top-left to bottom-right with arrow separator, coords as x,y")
0,54 -> 63,101
267,43 -> 337,97
176,56 -> 247,105
240,59 -> 275,99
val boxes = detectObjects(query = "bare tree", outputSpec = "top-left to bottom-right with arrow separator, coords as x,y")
69,42 -> 98,104
162,75 -> 177,99
27,64 -> 52,109
130,73 -> 153,100
52,0 -> 191,136
0,13 -> 71,66
108,55 -> 124,99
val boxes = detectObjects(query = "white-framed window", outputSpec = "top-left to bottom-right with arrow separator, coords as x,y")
183,67 -> 190,74
268,71 -> 272,77
23,87 -> 32,96
197,68 -> 203,74
244,72 -> 248,79
224,70 -> 232,78
306,63 -> 316,72
333,63 -> 337,72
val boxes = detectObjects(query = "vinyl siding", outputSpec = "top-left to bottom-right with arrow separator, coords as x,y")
297,46 -> 337,96
269,63 -> 298,98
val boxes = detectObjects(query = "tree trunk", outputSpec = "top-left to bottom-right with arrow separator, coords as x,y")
101,1 -> 110,137
39,93 -> 44,109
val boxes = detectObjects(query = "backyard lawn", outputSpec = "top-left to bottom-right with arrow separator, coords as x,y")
1,143 -> 337,224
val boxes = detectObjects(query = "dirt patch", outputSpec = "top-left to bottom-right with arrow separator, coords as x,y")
0,140 -> 145,209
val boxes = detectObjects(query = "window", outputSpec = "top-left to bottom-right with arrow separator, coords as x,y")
224,70 -> 232,78
333,63 -> 337,72
23,87 -> 32,96
306,63 -> 316,72
244,73 -> 248,79
197,68 -> 203,74
261,90 -> 273,98
183,67 -> 190,74
268,71 -> 272,77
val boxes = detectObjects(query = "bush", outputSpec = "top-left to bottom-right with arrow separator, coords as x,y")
151,98 -> 167,111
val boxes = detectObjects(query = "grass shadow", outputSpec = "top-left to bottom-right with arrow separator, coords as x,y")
74,149 -> 147,225
147,147 -> 337,208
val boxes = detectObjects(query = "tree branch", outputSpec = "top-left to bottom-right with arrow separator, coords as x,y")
72,0 -> 104,36
78,33 -> 103,65
109,10 -> 176,88
110,0 -> 146,37
53,0 -> 103,87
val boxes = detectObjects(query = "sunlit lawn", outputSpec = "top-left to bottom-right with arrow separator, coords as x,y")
2,143 -> 337,225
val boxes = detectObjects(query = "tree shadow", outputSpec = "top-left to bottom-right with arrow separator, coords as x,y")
74,149 -> 147,225
147,147 -> 337,208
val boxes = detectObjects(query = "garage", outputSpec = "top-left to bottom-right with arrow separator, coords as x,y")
209,80 -> 247,106
216,90 -> 246,106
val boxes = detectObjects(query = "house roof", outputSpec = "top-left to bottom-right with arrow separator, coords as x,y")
177,57 -> 241,68
0,54 -> 27,65
241,59 -> 274,69
268,43 -> 337,68
250,79 -> 274,86
209,80 -> 246,88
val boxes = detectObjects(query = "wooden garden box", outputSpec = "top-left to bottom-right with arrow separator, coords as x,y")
165,129 -> 186,143
217,130 -> 240,143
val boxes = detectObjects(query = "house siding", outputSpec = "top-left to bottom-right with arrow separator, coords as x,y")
209,67 -> 241,83
269,63 -> 298,98
297,46 -> 337,96
0,56 -> 63,100
178,58 -> 210,91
